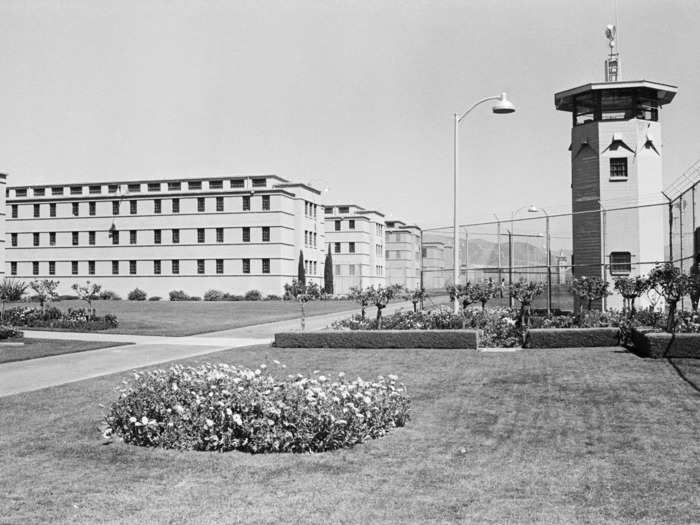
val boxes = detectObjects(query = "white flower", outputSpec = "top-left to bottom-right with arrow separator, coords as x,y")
232,414 -> 243,426
205,418 -> 214,427
129,416 -> 137,423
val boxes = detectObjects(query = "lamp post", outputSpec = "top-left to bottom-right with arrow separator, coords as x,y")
452,93 -> 516,313
527,205 -> 551,314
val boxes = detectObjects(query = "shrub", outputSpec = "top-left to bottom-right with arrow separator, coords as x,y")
127,288 -> 148,301
169,290 -> 190,301
203,290 -> 224,301
0,278 -> 28,303
99,290 -> 122,301
2,306 -> 118,330
105,363 -> 410,453
648,263 -> 693,333
570,276 -> 610,312
148,296 -> 162,302
244,290 -> 263,301
223,294 -> 244,301
58,295 -> 80,301
190,296 -> 202,302
266,294 -> 282,301
0,326 -> 22,339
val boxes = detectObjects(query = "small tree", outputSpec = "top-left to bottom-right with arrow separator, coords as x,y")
29,279 -> 60,313
447,283 -> 479,328
349,286 -> 372,320
648,263 -> 693,333
72,281 -> 102,317
614,276 -> 649,317
0,278 -> 28,322
409,288 -> 425,312
510,280 -> 544,327
297,250 -> 306,285
323,245 -> 334,295
570,276 -> 610,312
472,281 -> 496,310
367,285 -> 399,329
285,279 -> 312,331
690,263 -> 700,312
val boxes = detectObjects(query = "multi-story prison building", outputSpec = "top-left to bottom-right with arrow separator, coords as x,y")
324,204 -> 385,294
5,175 -> 325,298
421,240 -> 447,291
385,220 -> 422,290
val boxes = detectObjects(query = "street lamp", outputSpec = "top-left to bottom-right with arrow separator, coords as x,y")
452,92 -> 516,313
528,205 -> 551,314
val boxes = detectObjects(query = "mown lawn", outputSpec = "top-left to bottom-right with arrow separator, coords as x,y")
0,346 -> 698,524
6,299 -> 361,336
0,338 -> 130,364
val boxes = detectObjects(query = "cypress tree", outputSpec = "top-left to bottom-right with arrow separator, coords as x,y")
298,250 -> 306,285
324,244 -> 334,294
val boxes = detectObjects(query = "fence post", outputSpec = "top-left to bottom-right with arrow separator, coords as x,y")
508,230 -> 513,308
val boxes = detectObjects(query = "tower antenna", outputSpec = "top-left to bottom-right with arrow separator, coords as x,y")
604,24 -> 620,82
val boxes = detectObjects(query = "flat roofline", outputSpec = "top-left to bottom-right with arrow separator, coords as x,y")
7,173 -> 288,190
274,182 -> 321,195
554,80 -> 678,112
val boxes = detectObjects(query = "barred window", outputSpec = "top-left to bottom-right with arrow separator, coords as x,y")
168,181 -> 181,191
33,233 -> 40,246
154,199 -> 161,214
325,206 -> 333,214
216,227 -> 224,243
32,262 -> 39,275
72,202 -> 79,216
130,230 -> 137,245
112,231 -> 120,245
335,220 -> 341,231
70,185 -> 82,195
112,201 -> 120,215
130,200 -> 137,214
209,180 -> 223,189
11,233 -> 17,247
334,242 -> 340,253
72,232 -> 79,246
128,183 -> 141,193
349,219 -> 355,230
89,201 -> 96,216
154,260 -> 161,275
262,226 -> 270,242
33,204 -> 40,217
610,157 -> 628,179
242,196 -> 250,211
338,206 -> 349,214
10,262 -> 17,276
50,232 -> 56,246
172,260 -> 179,274
231,179 -> 244,188
188,181 -> 202,190
262,258 -> 270,274
154,229 -> 162,244
148,182 -> 161,192
108,184 -> 118,194
172,229 -> 180,243
252,178 -> 266,187
197,197 -> 205,212
49,261 -> 56,275
242,227 -> 250,242
216,196 -> 224,212
51,186 -> 64,195
89,185 -> 101,194
349,242 -> 356,253
11,205 -> 17,218
112,261 -> 119,275
216,259 -> 224,274
197,259 -> 205,274
34,187 -> 45,196
72,261 -> 78,275
262,195 -> 270,210
88,261 -> 95,275
610,252 -> 632,275
242,259 -> 250,274
50,203 -> 56,217
89,231 -> 95,245
172,198 -> 180,213
197,228 -> 205,243
129,260 -> 137,275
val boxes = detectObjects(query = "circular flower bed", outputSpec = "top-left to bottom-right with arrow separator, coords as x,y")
104,363 -> 410,453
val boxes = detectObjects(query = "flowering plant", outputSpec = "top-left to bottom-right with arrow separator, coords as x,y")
105,363 -> 410,453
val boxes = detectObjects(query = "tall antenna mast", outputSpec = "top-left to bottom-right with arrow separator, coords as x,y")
604,24 -> 620,82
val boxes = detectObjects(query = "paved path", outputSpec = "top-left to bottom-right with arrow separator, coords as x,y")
0,300 -> 425,397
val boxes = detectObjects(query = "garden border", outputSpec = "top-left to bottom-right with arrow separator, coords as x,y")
629,327 -> 700,358
524,327 -> 620,349
274,330 -> 478,349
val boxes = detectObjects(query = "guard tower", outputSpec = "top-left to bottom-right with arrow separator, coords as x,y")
554,28 -> 677,308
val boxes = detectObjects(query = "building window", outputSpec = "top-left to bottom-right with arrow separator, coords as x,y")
334,242 -> 340,253
197,197 -> 205,212
216,227 -> 224,243
33,204 -> 40,218
148,182 -> 161,192
610,252 -> 632,275
252,178 -> 266,187
216,196 -> 224,212
70,185 -> 82,195
50,203 -> 56,217
50,232 -> 56,246
89,201 -> 96,216
242,259 -> 251,274
262,227 -> 270,242
197,228 -> 205,243
349,242 -> 355,253
128,183 -> 141,193
33,187 -> 45,196
112,261 -> 119,275
33,232 -> 40,246
262,195 -> 270,210
72,232 -> 79,246
325,206 -> 333,214
172,229 -> 180,243
130,230 -> 137,245
112,201 -> 120,215
188,181 -> 202,190
168,181 -> 181,191
11,233 -> 17,247
130,200 -> 137,214
89,231 -> 95,245
154,230 -> 162,244
262,258 -> 270,274
89,185 -> 101,195
197,259 -> 205,274
172,198 -> 180,213
242,227 -> 250,242
72,261 -> 78,275
242,196 -> 250,211
52,186 -> 64,196
11,205 -> 17,218
349,219 -> 355,230
231,179 -> 244,188
108,184 -> 119,193
112,231 -> 120,245
11,262 -> 17,275
154,199 -> 161,214
154,260 -> 161,275
14,188 -> 26,197
32,262 -> 39,275
129,260 -> 137,275
338,206 -> 349,214
335,220 -> 341,231
72,202 -> 79,216
216,259 -> 223,274
335,264 -> 341,275
88,261 -> 95,275
610,157 -> 628,179
209,180 -> 223,190
49,261 -> 56,275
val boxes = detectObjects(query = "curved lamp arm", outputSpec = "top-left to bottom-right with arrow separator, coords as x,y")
456,95 -> 502,123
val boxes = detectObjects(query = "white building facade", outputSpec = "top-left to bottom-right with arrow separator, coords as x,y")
385,220 -> 422,290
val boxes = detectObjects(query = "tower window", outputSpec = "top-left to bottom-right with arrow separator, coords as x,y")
609,252 -> 632,275
609,157 -> 628,180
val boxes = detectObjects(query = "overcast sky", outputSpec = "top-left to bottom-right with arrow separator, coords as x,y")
1,0 -> 698,230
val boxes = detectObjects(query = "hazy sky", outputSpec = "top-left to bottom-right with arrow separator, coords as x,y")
1,0 -> 699,229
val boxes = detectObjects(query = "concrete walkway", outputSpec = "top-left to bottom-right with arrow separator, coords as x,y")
0,300 -> 423,397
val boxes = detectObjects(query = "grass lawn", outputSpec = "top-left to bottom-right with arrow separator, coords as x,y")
0,346 -> 697,524
0,338 -> 130,364
6,299 -> 362,336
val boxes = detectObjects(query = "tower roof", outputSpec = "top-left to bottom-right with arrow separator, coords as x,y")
554,80 -> 677,113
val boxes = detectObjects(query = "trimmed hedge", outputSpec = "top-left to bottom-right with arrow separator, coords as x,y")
629,327 -> 700,358
274,330 -> 478,349
524,328 -> 620,349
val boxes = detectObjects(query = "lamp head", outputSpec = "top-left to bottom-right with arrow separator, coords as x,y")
492,92 -> 516,114
527,205 -> 538,213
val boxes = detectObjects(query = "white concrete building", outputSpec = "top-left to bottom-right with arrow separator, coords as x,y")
385,220 -> 422,290
421,240 -> 447,291
5,175 -> 325,298
324,204 -> 385,294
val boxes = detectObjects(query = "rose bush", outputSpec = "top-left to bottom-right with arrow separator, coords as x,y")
3,305 -> 118,330
105,363 -> 410,453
